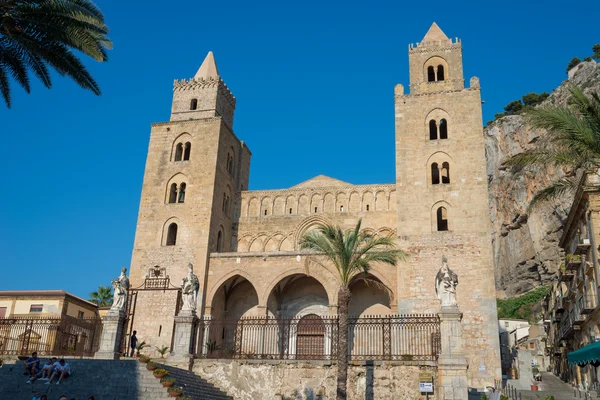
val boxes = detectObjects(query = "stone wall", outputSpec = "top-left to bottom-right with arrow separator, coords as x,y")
193,360 -> 436,400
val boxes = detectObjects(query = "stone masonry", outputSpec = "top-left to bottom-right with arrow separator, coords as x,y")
128,22 -> 501,391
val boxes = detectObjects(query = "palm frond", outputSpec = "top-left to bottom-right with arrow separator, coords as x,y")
0,0 -> 110,107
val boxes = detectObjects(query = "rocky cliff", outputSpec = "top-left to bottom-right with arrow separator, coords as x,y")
485,61 -> 600,297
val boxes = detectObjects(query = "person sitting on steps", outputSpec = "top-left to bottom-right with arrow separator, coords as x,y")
23,351 -> 40,377
27,358 -> 55,383
46,359 -> 71,385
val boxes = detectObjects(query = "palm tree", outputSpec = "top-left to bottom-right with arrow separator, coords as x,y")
89,284 -> 112,307
0,0 -> 112,107
505,86 -> 600,209
300,218 -> 406,400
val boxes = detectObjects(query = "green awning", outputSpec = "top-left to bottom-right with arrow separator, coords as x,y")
567,341 -> 600,366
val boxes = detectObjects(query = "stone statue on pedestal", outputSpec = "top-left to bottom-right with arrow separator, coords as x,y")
435,256 -> 458,307
180,263 -> 199,314
110,268 -> 130,313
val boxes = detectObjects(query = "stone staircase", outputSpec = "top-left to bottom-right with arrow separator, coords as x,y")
0,359 -> 232,400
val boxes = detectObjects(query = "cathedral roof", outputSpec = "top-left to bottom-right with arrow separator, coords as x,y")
421,22 -> 449,43
195,51 -> 219,79
291,175 -> 352,189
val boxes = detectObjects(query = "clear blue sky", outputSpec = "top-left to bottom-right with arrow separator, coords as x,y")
0,0 -> 596,300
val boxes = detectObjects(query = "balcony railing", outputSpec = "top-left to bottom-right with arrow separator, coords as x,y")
581,295 -> 597,314
559,270 -> 575,282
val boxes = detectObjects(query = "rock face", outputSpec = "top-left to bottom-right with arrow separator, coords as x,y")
486,61 -> 600,297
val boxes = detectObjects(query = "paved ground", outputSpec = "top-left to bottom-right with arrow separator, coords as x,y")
506,372 -> 584,399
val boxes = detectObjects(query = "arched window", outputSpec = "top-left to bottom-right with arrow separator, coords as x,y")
427,66 -> 436,82
340,205 -> 344,212
437,65 -> 445,81
225,196 -> 230,215
222,194 -> 227,212
441,162 -> 450,184
437,207 -> 448,231
190,98 -> 198,110
366,204 -> 370,211
216,230 -> 223,252
289,208 -> 292,214
178,183 -> 186,203
169,183 -> 178,203
314,207 -> 318,213
431,163 -> 440,185
183,142 -> 191,161
174,143 -> 183,161
166,223 -> 178,246
429,120 -> 438,140
227,151 -> 235,175
439,119 -> 448,139
264,209 -> 267,216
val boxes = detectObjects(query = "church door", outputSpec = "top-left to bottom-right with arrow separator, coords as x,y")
296,314 -> 325,359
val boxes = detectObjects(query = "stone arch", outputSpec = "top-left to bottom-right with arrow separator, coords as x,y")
273,196 -> 285,216
348,273 -> 393,317
265,232 -> 285,252
249,235 -> 265,252
161,217 -> 180,246
247,197 -> 259,217
310,193 -> 322,214
293,215 -> 334,249
171,132 -> 192,161
261,268 -> 337,313
432,200 -> 451,232
165,173 -> 190,203
298,194 -> 309,215
423,56 -> 449,83
240,197 -> 248,217
349,191 -> 361,212
207,271 -> 261,319
237,234 -> 253,252
426,152 -> 453,185
376,227 -> 395,238
285,195 -> 297,215
362,191 -> 374,212
261,197 -> 272,217
425,108 -> 451,141
279,235 -> 294,251
323,193 -> 335,213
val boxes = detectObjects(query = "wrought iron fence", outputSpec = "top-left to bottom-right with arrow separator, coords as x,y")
0,315 -> 102,357
194,314 -> 440,362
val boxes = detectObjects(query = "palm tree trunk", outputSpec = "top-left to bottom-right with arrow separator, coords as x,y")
336,285 -> 351,400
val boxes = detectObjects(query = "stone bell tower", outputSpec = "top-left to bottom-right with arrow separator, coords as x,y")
394,23 -> 501,389
128,52 -> 251,352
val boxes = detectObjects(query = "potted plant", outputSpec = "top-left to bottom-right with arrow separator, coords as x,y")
146,361 -> 158,371
153,368 -> 168,379
179,398 -> 192,400
138,354 -> 150,364
135,340 -> 148,357
531,384 -> 539,391
167,387 -> 183,397
156,345 -> 169,359
161,376 -> 176,388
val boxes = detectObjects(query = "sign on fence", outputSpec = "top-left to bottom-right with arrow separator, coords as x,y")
419,382 -> 434,393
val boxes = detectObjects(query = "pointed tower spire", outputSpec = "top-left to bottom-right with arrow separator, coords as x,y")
195,51 -> 220,79
421,22 -> 449,44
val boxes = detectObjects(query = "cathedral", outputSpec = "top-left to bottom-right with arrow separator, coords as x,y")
127,22 -> 501,389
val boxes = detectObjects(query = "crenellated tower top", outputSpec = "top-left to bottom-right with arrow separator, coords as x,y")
170,51 -> 237,128
406,23 -> 465,95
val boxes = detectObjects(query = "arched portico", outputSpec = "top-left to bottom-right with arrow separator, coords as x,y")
348,274 -> 393,317
261,267 -> 338,311
208,273 -> 260,320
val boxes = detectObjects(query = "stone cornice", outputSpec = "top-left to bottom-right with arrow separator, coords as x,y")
241,183 -> 395,197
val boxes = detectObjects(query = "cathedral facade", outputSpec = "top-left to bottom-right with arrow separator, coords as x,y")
128,23 -> 501,389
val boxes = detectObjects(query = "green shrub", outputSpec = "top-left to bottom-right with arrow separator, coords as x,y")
497,286 -> 550,321
167,387 -> 183,394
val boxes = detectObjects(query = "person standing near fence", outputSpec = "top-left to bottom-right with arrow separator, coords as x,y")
130,330 -> 137,357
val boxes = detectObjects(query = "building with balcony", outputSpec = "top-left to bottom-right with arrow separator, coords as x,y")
546,173 -> 600,388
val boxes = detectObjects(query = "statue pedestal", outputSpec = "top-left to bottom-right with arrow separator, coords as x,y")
94,310 -> 125,360
437,305 -> 468,400
168,312 -> 198,367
